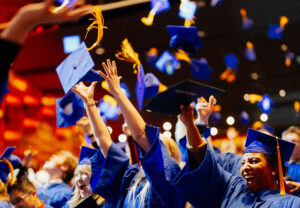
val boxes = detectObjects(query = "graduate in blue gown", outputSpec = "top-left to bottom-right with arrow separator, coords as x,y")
169,105 -> 300,207
72,59 -> 187,208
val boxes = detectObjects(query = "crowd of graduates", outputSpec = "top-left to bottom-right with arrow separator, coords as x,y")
1,0 -> 300,208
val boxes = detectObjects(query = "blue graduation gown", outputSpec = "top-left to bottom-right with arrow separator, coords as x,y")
171,147 -> 300,208
136,124 -> 187,208
0,39 -> 21,102
0,201 -> 12,208
90,139 -> 165,208
287,162 -> 300,183
37,182 -> 72,208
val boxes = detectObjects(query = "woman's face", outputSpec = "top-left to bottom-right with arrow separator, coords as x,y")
74,169 -> 90,191
240,153 -> 277,193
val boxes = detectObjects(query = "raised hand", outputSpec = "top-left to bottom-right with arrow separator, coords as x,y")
99,59 -> 122,96
77,116 -> 93,135
179,105 -> 195,127
72,81 -> 97,103
195,95 -> 214,125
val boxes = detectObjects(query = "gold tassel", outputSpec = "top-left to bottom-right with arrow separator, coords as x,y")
0,159 -> 15,186
115,39 -> 141,74
276,137 -> 286,195
85,6 -> 106,51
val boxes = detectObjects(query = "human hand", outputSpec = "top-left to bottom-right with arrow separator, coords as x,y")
72,81 -> 97,103
195,96 -> 214,125
179,105 -> 194,127
77,116 -> 93,135
17,0 -> 92,29
99,59 -> 123,96
23,149 -> 38,168
286,181 -> 300,194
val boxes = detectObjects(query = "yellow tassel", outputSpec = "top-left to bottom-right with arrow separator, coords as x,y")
0,159 -> 15,186
276,137 -> 286,195
115,39 -> 141,74
85,6 -> 106,51
174,49 -> 191,63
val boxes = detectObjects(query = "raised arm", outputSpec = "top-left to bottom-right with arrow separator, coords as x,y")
99,59 -> 152,153
1,0 -> 91,44
72,82 -> 111,157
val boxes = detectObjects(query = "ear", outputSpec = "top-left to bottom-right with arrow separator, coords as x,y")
60,164 -> 69,172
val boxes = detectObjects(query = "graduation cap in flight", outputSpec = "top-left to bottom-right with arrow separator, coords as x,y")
135,65 -> 146,111
178,0 -> 197,21
0,147 -> 21,184
56,42 -> 102,94
150,0 -> 171,14
56,92 -> 84,127
143,79 -> 224,115
155,50 -> 180,75
268,16 -> 288,40
78,146 -> 98,165
244,128 -> 295,195
167,25 -> 202,54
190,58 -> 212,82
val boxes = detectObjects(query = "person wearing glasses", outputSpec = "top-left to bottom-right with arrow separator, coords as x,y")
8,176 -> 52,208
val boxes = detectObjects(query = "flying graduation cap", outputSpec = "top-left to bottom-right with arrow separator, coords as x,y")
268,16 -> 289,40
190,58 -> 212,82
56,42 -> 102,94
167,25 -> 202,55
178,0 -> 197,21
155,50 -> 180,75
143,79 -> 224,115
56,92 -> 84,127
78,146 -> 98,165
0,147 -> 21,184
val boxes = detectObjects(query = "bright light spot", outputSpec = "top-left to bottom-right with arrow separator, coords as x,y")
211,127 -> 218,136
262,99 -> 271,111
107,126 -> 113,134
226,116 -> 235,125
244,93 -> 250,101
118,134 -> 127,142
163,122 -> 172,131
279,89 -> 286,97
95,47 -> 105,55
260,113 -> 268,122
251,73 -> 259,80
163,131 -> 172,138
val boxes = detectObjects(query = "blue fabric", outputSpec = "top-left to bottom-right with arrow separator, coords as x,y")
37,182 -> 72,208
136,124 -> 186,208
171,147 -> 300,208
0,201 -> 12,208
287,163 -> 300,183
213,152 -> 242,176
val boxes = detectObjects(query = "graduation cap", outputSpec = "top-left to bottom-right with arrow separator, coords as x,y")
257,94 -> 274,114
155,50 -> 180,75
143,79 -> 224,115
144,73 -> 160,98
268,16 -> 288,40
245,128 -> 295,195
78,146 -> 98,165
56,42 -> 102,94
150,0 -> 171,14
244,42 -> 256,61
190,58 -> 212,82
56,92 -> 84,127
224,53 -> 239,71
0,147 -> 21,184
135,65 -> 146,111
167,25 -> 202,54
178,0 -> 197,21
98,95 -> 120,121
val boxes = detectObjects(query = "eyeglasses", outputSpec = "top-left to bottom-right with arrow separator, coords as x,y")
11,191 -> 32,206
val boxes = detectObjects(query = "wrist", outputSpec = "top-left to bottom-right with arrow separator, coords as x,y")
84,100 -> 95,108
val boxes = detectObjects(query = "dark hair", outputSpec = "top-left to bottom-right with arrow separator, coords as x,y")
7,176 -> 35,195
263,153 -> 287,176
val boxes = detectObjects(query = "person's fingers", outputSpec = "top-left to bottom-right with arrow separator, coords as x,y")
90,81 -> 97,91
98,70 -> 107,79
112,60 -> 117,76
67,5 -> 93,20
107,59 -> 113,73
44,0 -> 55,9
209,95 -> 214,106
102,62 -> 110,76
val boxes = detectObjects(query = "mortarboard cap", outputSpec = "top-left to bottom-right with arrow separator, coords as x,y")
268,25 -> 283,40
56,92 -> 84,127
190,58 -> 212,82
245,128 -> 295,163
120,82 -> 131,98
224,53 -> 239,71
167,25 -> 202,54
150,0 -> 171,15
257,94 -> 274,114
155,51 -> 180,75
56,42 -> 102,94
0,147 -> 22,184
144,73 -> 160,98
78,146 -> 98,165
136,65 -> 146,111
143,79 -> 224,115
178,0 -> 197,21
98,95 -> 120,121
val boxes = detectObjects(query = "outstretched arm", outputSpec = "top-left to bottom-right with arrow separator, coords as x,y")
1,0 -> 91,44
72,82 -> 111,157
99,59 -> 152,153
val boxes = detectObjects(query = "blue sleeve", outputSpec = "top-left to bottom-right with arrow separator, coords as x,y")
171,147 -> 232,208
213,152 -> 242,176
136,124 -> 186,208
48,188 -> 72,208
90,142 -> 139,206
